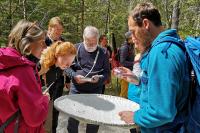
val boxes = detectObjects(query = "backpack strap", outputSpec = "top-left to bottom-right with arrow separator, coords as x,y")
0,110 -> 20,133
155,36 -> 185,52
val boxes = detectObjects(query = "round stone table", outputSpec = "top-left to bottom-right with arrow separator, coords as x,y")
54,94 -> 139,129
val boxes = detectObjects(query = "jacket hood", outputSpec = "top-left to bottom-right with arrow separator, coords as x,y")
0,47 -> 35,70
152,29 -> 180,46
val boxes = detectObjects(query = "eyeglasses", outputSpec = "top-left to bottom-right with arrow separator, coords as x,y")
22,21 -> 44,37
22,22 -> 37,37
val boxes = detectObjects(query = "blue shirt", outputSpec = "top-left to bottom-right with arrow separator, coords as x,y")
134,29 -> 190,133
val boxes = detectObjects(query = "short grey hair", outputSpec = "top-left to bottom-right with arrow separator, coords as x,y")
83,26 -> 99,40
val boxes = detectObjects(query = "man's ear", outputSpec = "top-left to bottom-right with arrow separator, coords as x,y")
142,19 -> 150,30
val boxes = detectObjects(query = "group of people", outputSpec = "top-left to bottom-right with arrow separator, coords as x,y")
0,18 -> 77,133
0,15 -> 110,133
0,1 -> 198,133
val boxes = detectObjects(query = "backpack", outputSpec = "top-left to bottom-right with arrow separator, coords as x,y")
157,36 -> 200,133
184,37 -> 200,133
111,33 -> 120,69
111,43 -> 134,69
115,48 -> 121,62
111,48 -> 121,68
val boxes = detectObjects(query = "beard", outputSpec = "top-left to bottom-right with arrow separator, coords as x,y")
137,29 -> 152,53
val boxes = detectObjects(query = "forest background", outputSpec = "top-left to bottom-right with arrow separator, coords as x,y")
0,0 -> 200,47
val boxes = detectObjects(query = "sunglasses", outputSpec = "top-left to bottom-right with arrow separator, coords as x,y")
22,21 -> 45,37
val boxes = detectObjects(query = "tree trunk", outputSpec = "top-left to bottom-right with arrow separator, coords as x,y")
163,0 -> 170,28
9,0 -> 12,30
171,0 -> 180,30
196,14 -> 200,36
105,0 -> 110,34
22,0 -> 26,19
81,0 -> 84,34
76,14 -> 79,34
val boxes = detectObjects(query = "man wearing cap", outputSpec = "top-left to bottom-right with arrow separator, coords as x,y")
119,31 -> 135,98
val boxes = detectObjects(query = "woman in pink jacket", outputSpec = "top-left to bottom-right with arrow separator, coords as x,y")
0,20 -> 49,133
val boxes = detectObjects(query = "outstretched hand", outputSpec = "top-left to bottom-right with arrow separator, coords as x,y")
113,67 -> 133,79
119,111 -> 135,124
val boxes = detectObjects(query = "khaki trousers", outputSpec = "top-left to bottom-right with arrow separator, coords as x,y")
119,79 -> 128,98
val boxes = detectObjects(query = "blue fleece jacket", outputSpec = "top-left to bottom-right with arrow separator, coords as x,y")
134,29 -> 190,133
128,83 -> 141,104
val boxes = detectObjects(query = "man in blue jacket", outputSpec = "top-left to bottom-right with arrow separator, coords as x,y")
119,2 -> 190,133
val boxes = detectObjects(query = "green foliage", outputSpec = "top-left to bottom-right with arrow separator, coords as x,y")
0,0 -> 199,48
179,0 -> 200,37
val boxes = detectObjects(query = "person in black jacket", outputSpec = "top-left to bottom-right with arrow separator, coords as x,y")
64,26 -> 110,133
42,16 -> 70,133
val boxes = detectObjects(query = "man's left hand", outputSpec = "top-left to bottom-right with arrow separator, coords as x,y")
119,111 -> 135,124
91,75 -> 100,83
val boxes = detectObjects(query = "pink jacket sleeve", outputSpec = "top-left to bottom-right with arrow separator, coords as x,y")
16,66 -> 49,127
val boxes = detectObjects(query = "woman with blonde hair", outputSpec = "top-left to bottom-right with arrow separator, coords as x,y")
39,41 -> 76,133
39,41 -> 77,75
46,16 -> 64,44
0,20 -> 49,133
